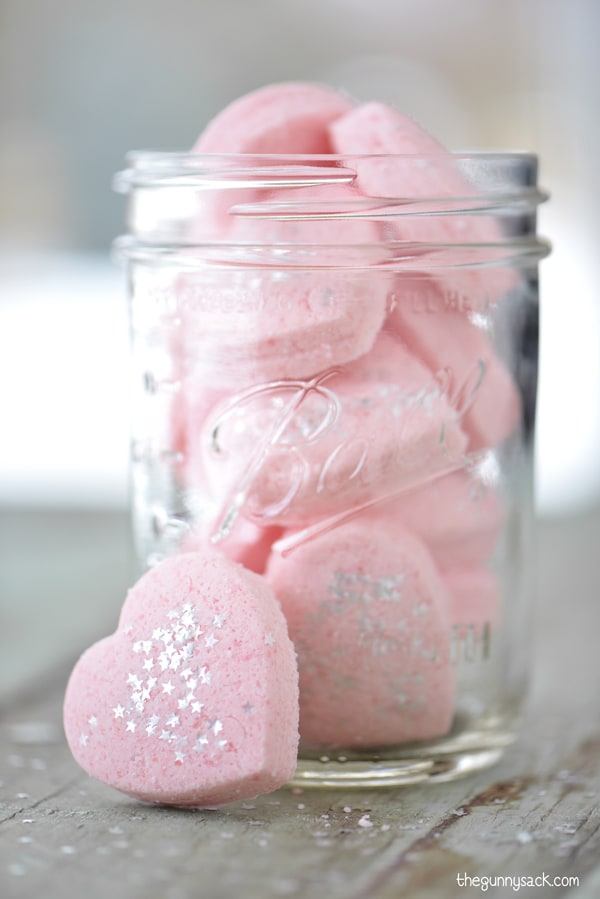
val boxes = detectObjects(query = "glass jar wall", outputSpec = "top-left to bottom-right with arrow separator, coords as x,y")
114,153 -> 549,785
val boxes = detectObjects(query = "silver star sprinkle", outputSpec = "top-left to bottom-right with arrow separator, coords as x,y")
107,601 -> 231,767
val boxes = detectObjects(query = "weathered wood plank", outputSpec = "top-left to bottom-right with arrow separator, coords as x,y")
0,506 -> 599,898
0,671 -> 598,899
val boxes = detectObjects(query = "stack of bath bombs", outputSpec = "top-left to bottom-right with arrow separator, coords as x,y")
64,83 -> 520,807
64,83 -> 520,809
177,84 -> 519,752
176,83 -> 519,752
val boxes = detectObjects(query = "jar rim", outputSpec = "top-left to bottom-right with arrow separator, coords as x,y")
114,150 -> 543,194
113,150 -> 550,268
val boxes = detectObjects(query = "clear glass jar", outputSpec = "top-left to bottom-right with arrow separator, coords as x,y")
114,152 -> 549,787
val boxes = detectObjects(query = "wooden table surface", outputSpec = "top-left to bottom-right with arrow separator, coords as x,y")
1,505 -> 599,899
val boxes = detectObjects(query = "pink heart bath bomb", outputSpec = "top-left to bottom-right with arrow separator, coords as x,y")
63,553 -> 299,807
266,519 -> 455,749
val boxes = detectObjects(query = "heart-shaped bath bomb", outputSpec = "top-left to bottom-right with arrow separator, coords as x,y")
328,101 -> 517,305
183,83 -> 386,383
63,552 -> 299,807
266,519 -> 455,749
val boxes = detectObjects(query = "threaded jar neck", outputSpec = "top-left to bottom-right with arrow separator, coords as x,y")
114,152 -> 550,271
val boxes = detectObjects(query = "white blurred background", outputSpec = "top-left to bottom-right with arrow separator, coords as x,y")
1,0 -> 599,515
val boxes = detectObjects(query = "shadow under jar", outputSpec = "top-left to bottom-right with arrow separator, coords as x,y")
114,152 -> 550,787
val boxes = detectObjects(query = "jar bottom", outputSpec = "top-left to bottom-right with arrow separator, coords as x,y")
289,722 -> 518,789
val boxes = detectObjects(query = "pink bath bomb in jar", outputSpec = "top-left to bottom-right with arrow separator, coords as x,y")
266,518 -> 455,749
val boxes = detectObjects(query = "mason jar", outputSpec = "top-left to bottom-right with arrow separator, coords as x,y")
113,152 -> 549,787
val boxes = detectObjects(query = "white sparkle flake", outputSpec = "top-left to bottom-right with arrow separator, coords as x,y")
88,716 -> 98,728
108,601 -> 230,763
264,632 -> 275,646
79,734 -> 88,747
